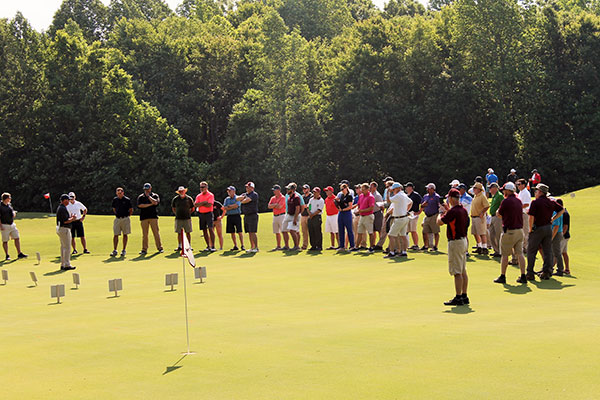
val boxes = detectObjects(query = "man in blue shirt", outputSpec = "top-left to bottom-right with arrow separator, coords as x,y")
551,206 -> 565,276
223,186 -> 245,251
486,168 -> 498,194
420,183 -> 442,251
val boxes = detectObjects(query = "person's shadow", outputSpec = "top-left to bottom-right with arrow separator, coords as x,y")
531,278 -> 575,290
443,305 -> 475,314
503,283 -> 532,295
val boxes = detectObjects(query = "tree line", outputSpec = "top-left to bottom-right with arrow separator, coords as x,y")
1,0 -> 599,214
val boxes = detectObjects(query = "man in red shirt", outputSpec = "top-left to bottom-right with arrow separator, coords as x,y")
324,186 -> 339,249
494,182 -> 527,284
268,184 -> 286,250
529,169 -> 541,188
437,189 -> 470,306
194,181 -> 216,252
356,183 -> 376,253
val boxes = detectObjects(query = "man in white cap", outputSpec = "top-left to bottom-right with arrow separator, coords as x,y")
384,183 -> 412,258
171,186 -> 195,251
485,168 -> 498,189
470,182 -> 490,255
506,169 -> 518,183
449,179 -> 460,189
67,192 -> 89,254
237,182 -> 259,252
494,182 -> 527,284
420,183 -> 442,251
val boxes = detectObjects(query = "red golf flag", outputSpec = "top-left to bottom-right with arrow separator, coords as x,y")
43,193 -> 50,199
180,229 -> 196,268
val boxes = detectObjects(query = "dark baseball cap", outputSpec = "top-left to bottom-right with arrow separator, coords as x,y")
60,194 -> 70,201
339,179 -> 349,185
143,183 -> 151,190
474,176 -> 483,183
458,183 -> 467,190
302,184 -> 310,189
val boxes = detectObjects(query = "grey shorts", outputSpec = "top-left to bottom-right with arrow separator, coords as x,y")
422,214 -> 440,234
113,217 -> 131,235
175,218 -> 193,233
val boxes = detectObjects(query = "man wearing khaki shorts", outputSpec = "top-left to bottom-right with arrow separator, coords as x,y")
420,183 -> 442,251
470,182 -> 490,255
438,188 -> 470,306
111,187 -> 133,257
356,183 -> 376,253
384,183 -> 412,258
516,179 -> 531,256
1,192 -> 27,261
494,182 -> 527,284
172,186 -> 195,252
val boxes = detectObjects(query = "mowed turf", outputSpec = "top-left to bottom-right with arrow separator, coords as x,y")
1,187 -> 599,399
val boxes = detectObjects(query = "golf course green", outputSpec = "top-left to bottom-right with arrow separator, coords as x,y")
1,186 -> 598,399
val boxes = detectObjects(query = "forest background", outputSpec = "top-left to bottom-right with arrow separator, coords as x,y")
1,0 -> 600,213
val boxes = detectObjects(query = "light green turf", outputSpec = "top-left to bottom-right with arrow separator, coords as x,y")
1,187 -> 599,399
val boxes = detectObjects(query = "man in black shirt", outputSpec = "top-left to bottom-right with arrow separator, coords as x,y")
556,198 -> 571,275
56,194 -> 77,270
111,187 -> 133,257
237,182 -> 259,253
137,183 -> 163,255
1,192 -> 27,261
405,182 -> 423,250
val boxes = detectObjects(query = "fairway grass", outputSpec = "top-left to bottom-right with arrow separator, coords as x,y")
1,187 -> 599,399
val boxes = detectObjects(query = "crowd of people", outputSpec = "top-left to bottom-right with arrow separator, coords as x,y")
0,168 -> 572,306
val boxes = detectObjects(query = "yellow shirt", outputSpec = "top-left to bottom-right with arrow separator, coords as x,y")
471,192 -> 490,217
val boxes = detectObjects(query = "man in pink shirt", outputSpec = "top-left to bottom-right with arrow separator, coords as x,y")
268,184 -> 287,250
356,183 -> 376,253
194,181 -> 216,252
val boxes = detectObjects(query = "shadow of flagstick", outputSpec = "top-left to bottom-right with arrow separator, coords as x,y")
163,354 -> 188,375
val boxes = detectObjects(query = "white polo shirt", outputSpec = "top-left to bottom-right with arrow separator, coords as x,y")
518,189 -> 531,213
390,191 -> 412,217
67,200 -> 87,220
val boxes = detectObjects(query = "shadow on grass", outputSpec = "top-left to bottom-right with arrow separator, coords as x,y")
163,354 -> 187,375
165,252 -> 181,259
0,259 -> 18,265
443,305 -> 475,314
27,284 -> 38,288
389,257 -> 414,263
106,295 -> 120,299
503,283 -> 532,295
305,250 -> 323,256
44,269 -> 67,276
130,252 -> 160,262
102,256 -> 125,264
530,278 -> 575,290
47,302 -> 63,306
237,252 -> 256,258
282,249 -> 302,257
220,250 -> 240,257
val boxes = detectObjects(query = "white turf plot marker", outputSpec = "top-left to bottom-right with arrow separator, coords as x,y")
165,273 -> 178,291
108,278 -> 123,297
1,270 -> 7,284
51,284 -> 65,304
194,267 -> 207,283
29,272 -> 38,286
72,273 -> 80,289
36,252 -> 41,265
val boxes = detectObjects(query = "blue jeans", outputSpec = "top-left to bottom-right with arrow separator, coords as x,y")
338,210 -> 355,248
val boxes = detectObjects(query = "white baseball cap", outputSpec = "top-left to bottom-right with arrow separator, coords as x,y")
503,182 -> 516,192
449,179 -> 460,187
510,168 -> 516,173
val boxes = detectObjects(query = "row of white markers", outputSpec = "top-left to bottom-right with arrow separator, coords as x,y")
1,267 -> 207,304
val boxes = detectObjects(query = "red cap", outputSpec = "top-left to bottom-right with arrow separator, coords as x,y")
313,187 -> 321,192
448,188 -> 460,198
325,186 -> 334,193
245,182 -> 255,188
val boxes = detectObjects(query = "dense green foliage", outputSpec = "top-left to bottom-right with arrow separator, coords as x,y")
1,0 -> 599,213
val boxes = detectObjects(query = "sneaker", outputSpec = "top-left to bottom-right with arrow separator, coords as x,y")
420,246 -> 428,251
444,296 -> 464,306
349,247 -> 359,252
516,274 -> 528,284
61,265 -> 76,270
241,246 -> 245,251
481,248 -> 489,255
230,246 -> 239,251
72,249 -> 78,255
282,246 -> 290,251
491,252 -> 502,257
5,254 -> 10,261
139,250 -> 147,255
539,272 -> 551,280
432,246 -> 438,252
210,247 -> 217,252
120,250 -> 126,257
174,247 -> 181,252
526,273 -> 536,281
326,246 -> 336,250
494,275 -> 506,284
474,247 -> 482,254
384,252 -> 396,259
461,294 -> 470,305
398,251 -> 408,257
368,247 -> 374,254
373,245 -> 383,251
110,250 -> 118,257
410,245 -> 420,251
17,252 -> 28,258
83,249 -> 90,254
251,248 -> 259,253
358,246 -> 367,251
203,247 -> 211,252
158,248 -> 164,253
291,246 -> 300,251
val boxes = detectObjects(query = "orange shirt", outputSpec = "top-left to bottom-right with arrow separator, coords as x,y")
269,195 -> 286,215
325,195 -> 339,216
195,191 -> 214,214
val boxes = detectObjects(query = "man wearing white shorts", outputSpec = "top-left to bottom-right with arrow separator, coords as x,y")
1,193 -> 27,261
384,183 -> 413,258
323,186 -> 339,249
283,183 -> 301,250
268,185 -> 286,250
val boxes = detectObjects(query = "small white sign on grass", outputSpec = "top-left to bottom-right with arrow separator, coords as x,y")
51,284 -> 65,303
29,272 -> 38,286
165,273 -> 178,291
1,270 -> 7,284
108,278 -> 123,297
72,273 -> 80,289
194,267 -> 207,283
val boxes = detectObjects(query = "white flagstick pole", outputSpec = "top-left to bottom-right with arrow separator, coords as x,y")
181,228 -> 194,355
48,195 -> 53,215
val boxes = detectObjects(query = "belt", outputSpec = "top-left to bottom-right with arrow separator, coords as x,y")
449,236 -> 466,241
472,216 -> 480,218
393,215 -> 408,219
274,213 -> 285,216
425,213 -> 438,217
116,216 -> 129,219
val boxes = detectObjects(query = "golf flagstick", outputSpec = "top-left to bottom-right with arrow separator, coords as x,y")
181,228 -> 196,355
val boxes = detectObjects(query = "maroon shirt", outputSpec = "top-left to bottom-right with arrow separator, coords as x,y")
287,193 -> 301,216
528,195 -> 563,227
441,204 -> 470,240
497,194 -> 523,229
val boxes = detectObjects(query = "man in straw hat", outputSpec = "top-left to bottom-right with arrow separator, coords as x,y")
172,186 -> 195,252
